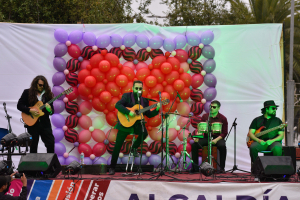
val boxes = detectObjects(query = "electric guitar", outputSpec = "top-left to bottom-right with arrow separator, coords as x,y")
117,99 -> 170,127
22,88 -> 73,126
246,123 -> 287,148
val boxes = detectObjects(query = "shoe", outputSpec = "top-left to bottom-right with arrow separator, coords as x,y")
131,148 -> 139,157
108,168 -> 115,175
189,169 -> 196,174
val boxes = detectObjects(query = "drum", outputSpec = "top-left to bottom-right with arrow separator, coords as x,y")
211,122 -> 222,134
198,122 -> 208,134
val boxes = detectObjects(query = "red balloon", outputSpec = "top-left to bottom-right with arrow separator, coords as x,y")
152,56 -> 167,69
148,115 -> 162,127
106,112 -> 118,127
78,83 -> 91,97
165,51 -> 171,58
106,129 -> 118,142
105,53 -> 120,67
99,91 -> 112,103
136,68 -> 151,82
84,76 -> 96,88
145,75 -> 157,88
90,68 -> 105,82
148,128 -> 162,141
150,69 -> 165,83
115,75 -> 129,87
175,49 -> 188,63
163,128 -> 178,142
66,86 -> 79,101
78,115 -> 92,130
106,67 -> 120,82
91,82 -> 105,97
68,44 -> 81,58
167,57 -> 180,71
149,84 -> 163,98
78,143 -> 92,157
160,62 -> 172,74
78,69 -> 91,83
141,84 -> 149,97
179,87 -> 191,101
106,82 -> 121,97
163,100 -> 177,112
191,74 -> 204,89
121,66 -> 135,81
177,129 -> 191,142
161,92 -> 170,104
149,98 -> 159,106
92,97 -> 106,112
93,143 -> 107,157
177,143 -> 191,153
99,60 -> 111,72
90,54 -> 104,69
163,85 -> 176,99
121,81 -> 133,94
180,73 -> 192,87
173,80 -> 185,91
177,102 -> 191,116
107,97 -> 120,112
165,71 -> 179,85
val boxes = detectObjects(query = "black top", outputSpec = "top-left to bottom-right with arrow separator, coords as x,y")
200,112 -> 228,139
0,186 -> 27,200
17,89 -> 54,127
249,115 -> 283,140
115,92 -> 159,132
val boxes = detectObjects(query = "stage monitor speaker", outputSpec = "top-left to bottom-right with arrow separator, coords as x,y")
17,153 -> 61,178
282,146 -> 296,174
252,156 -> 294,181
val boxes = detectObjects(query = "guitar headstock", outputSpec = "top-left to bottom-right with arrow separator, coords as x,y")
162,99 -> 170,105
63,87 -> 74,95
280,123 -> 288,129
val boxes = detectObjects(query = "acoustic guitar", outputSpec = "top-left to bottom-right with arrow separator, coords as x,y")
117,99 -> 170,127
246,123 -> 287,148
22,88 -> 73,126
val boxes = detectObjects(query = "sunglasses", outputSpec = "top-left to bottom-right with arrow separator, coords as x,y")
38,84 -> 44,87
210,106 -> 218,109
269,107 -> 277,110
134,87 -> 143,91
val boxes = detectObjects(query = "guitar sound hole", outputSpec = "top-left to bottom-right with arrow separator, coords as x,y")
135,110 -> 139,115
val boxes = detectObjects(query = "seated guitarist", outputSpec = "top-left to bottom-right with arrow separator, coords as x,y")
108,80 -> 160,175
248,100 -> 284,164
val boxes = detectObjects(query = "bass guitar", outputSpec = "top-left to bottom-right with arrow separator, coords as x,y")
117,99 -> 170,127
246,123 -> 287,148
22,88 -> 73,126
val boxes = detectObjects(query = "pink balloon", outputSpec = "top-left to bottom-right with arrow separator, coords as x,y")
177,129 -> 191,142
78,130 -> 92,143
92,142 -> 107,157
175,49 -> 188,63
191,74 -> 204,89
80,60 -> 90,70
177,116 -> 191,128
180,62 -> 189,73
92,129 -> 106,143
177,143 -> 191,153
78,115 -> 92,130
177,102 -> 191,116
78,143 -> 92,157
106,128 -> 118,142
163,128 -> 178,142
135,62 -> 148,71
79,101 -> 92,115
148,127 -> 162,141
123,61 -> 136,70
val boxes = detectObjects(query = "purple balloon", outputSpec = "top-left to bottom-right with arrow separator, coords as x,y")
93,157 -> 107,165
111,34 -> 122,47
83,32 -> 96,46
54,29 -> 68,43
51,114 -> 65,128
149,36 -> 163,49
107,156 -> 121,165
52,72 -> 65,86
198,156 -> 202,165
174,35 -> 187,49
65,156 -> 79,165
201,30 -> 214,45
178,156 -> 192,170
163,155 -> 177,169
96,35 -> 110,48
53,100 -> 65,114
204,101 -> 211,113
203,59 -> 216,73
123,33 -> 136,47
53,57 -> 66,72
53,127 -> 64,142
163,38 -> 175,52
69,30 -> 83,44
134,155 -> 149,165
121,155 -> 134,164
204,74 -> 217,87
58,156 -> 66,165
54,43 -> 68,57
148,154 -> 161,168
189,139 -> 195,145
74,142 -> 79,147
136,34 -> 149,48
202,45 -> 215,59
84,157 -> 93,165
204,87 -> 217,101
186,32 -> 200,46
52,86 -> 65,100
55,142 -> 66,156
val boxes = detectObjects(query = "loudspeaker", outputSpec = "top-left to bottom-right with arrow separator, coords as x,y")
252,156 -> 295,181
17,153 -> 61,178
282,146 -> 296,173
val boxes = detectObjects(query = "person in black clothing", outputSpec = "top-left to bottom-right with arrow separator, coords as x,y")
108,80 -> 160,175
0,173 -> 27,200
17,75 -> 55,153
248,100 -> 284,163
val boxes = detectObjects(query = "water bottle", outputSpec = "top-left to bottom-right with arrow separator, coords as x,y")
80,152 -> 84,165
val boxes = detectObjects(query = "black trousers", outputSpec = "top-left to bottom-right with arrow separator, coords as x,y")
110,122 -> 147,169
26,120 -> 54,153
249,141 -> 282,163
191,137 -> 227,170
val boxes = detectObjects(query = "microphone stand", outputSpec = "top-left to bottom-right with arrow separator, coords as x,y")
136,92 -> 145,175
3,102 -> 13,168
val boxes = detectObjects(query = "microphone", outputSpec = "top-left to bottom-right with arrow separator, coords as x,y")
158,91 -> 162,100
176,91 -> 183,102
3,102 -> 6,106
138,91 -> 142,102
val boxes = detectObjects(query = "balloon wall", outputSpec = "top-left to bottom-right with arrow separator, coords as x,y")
52,29 -> 217,169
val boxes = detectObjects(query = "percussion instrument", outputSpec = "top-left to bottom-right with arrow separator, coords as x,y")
211,122 -> 222,134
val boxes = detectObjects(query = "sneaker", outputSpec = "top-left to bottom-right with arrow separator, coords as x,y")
108,168 -> 115,175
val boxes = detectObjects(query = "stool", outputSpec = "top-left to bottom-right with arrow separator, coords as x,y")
202,146 -> 218,169
123,133 -> 137,176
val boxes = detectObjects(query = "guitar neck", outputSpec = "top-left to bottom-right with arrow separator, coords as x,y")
139,103 -> 158,114
40,93 -> 63,109
256,125 -> 283,138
